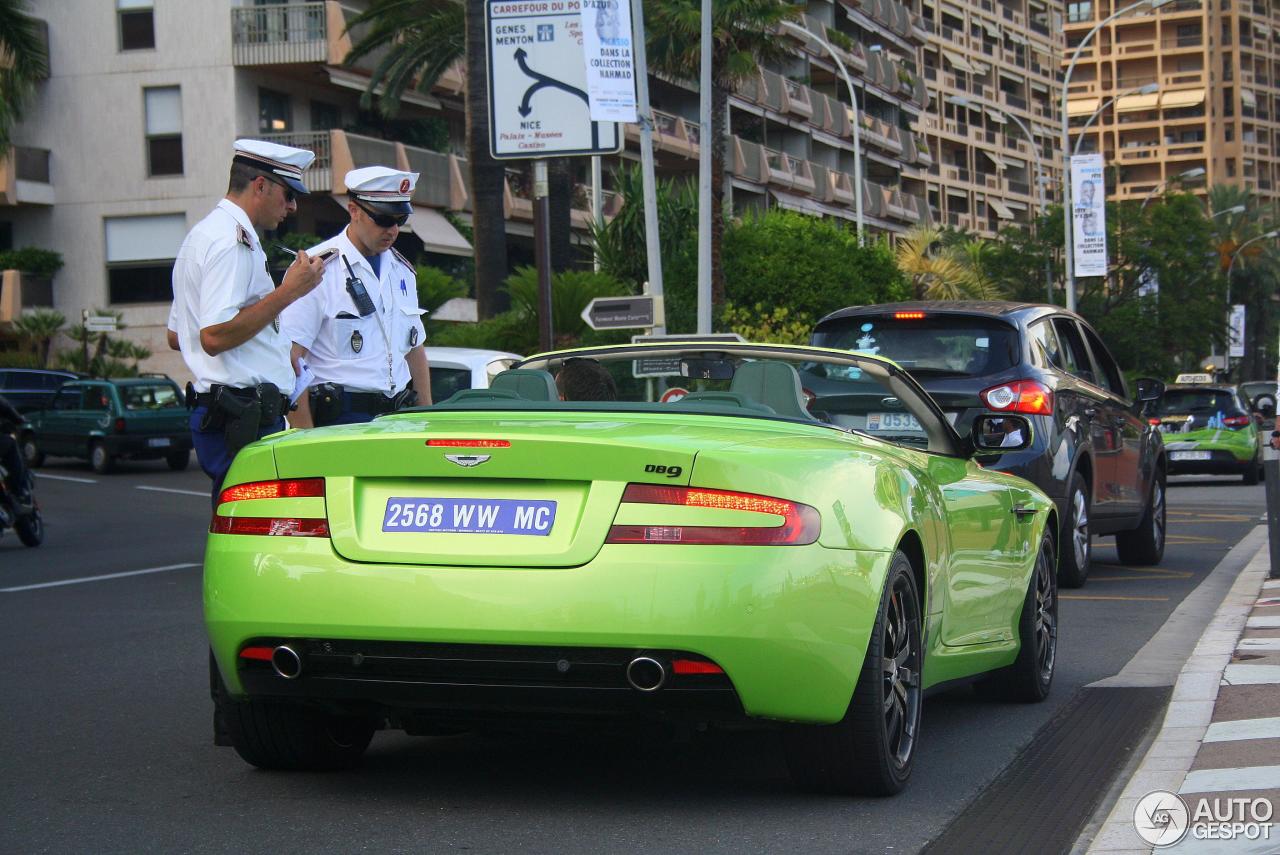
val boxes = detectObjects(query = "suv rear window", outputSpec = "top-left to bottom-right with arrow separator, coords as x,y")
1157,388 -> 1245,417
121,383 -> 183,410
811,315 -> 1020,377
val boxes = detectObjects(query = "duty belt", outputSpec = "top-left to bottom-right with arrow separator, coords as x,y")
343,390 -> 398,415
193,385 -> 290,415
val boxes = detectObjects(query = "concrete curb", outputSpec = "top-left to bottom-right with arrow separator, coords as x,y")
1084,540 -> 1272,854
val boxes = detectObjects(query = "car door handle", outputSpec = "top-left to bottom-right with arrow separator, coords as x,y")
1012,503 -> 1038,520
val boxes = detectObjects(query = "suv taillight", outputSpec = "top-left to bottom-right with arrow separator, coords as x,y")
980,380 -> 1053,416
1223,415 -> 1251,428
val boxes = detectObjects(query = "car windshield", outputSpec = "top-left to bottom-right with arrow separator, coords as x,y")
121,383 -> 182,410
1157,388 -> 1245,417
429,366 -> 473,402
811,314 -> 1020,377
426,345 -> 945,450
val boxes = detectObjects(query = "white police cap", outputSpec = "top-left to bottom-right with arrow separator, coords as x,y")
345,166 -> 418,215
233,138 -> 316,194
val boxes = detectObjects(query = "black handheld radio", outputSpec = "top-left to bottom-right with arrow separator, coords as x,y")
342,255 -> 377,317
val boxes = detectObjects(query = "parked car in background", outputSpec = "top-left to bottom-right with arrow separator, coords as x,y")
425,348 -> 523,402
0,368 -> 80,413
1239,380 -> 1277,431
810,301 -> 1166,588
1154,377 -> 1262,484
21,377 -> 192,473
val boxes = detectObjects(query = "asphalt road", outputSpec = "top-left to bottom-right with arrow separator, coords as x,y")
0,456 -> 1265,855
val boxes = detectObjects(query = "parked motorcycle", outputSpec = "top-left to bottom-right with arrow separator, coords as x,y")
0,453 -> 42,548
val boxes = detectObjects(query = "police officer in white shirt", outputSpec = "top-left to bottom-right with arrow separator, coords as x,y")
170,139 -> 325,503
282,166 -> 432,427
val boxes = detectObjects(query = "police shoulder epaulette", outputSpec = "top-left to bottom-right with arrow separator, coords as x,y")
391,247 -> 413,270
235,224 -> 254,249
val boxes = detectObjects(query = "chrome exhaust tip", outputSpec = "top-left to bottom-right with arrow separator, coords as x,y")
271,645 -> 303,680
625,656 -> 666,692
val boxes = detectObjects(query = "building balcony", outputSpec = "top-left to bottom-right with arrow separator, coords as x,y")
623,108 -> 700,159
231,1 -> 336,66
0,146 -> 53,206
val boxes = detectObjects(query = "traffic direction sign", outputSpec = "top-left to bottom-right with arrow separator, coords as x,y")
486,0 -> 622,159
581,295 -> 663,330
83,314 -> 118,333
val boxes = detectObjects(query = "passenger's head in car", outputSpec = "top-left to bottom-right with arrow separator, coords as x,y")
555,358 -> 617,401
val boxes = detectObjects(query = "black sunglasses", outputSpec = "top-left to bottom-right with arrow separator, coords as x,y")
262,175 -> 296,204
357,203 -> 409,229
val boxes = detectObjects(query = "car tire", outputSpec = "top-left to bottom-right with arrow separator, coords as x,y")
1244,456 -> 1261,485
784,550 -> 922,796
20,433 -> 44,468
165,449 -> 190,471
978,530 -> 1056,703
1115,473 -> 1166,566
90,441 -> 115,475
223,698 -> 376,771
1058,473 -> 1091,588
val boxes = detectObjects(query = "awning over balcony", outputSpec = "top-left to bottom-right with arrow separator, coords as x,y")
982,20 -> 1000,39
983,150 -> 1007,170
1067,98 -> 1099,117
1006,31 -> 1028,45
943,50 -> 976,74
1116,92 -> 1160,112
406,205 -> 473,257
1161,88 -> 1205,108
987,198 -> 1015,219
770,191 -> 825,216
986,106 -> 1007,124
1240,89 -> 1258,108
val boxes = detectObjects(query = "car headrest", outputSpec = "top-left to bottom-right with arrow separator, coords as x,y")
489,369 -> 560,401
729,361 -> 814,420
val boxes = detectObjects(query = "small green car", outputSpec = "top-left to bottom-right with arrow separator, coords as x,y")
1154,383 -> 1262,483
205,343 -> 1059,795
21,377 -> 192,473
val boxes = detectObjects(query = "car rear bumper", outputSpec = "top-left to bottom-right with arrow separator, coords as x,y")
105,434 -> 191,457
1167,449 -> 1256,474
204,538 -> 893,725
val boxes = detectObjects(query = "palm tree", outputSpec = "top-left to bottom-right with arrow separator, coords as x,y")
895,226 -> 983,300
343,0 -> 512,318
0,0 -> 48,150
645,0 -> 799,306
8,307 -> 63,367
1207,184 -> 1279,379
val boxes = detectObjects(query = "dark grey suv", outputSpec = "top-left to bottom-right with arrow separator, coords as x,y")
811,301 -> 1166,587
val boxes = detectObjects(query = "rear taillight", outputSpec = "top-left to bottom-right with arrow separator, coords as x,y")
114,417 -> 126,433
1223,415 -> 1251,428
1148,418 -> 1161,426
212,478 -> 328,537
980,380 -> 1053,416
605,484 -> 821,546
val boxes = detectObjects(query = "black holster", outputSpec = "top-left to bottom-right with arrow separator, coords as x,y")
201,383 -> 282,454
310,383 -> 344,427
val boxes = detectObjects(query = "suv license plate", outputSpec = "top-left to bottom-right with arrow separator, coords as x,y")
147,437 -> 171,448
866,412 -> 923,432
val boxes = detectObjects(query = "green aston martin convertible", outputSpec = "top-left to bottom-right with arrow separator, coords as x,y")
205,342 -> 1058,795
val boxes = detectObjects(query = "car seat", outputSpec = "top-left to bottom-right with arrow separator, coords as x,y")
728,361 -> 815,420
489,369 -> 559,401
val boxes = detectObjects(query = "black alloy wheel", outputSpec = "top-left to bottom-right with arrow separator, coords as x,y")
979,529 -> 1057,702
1115,474 -> 1166,565
1058,473 -> 1090,588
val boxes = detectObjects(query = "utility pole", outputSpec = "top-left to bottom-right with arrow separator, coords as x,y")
630,0 -> 665,334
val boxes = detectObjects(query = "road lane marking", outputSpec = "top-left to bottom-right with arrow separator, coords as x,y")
1247,616 -> 1280,628
1238,638 -> 1280,651
0,563 -> 199,593
1222,664 -> 1280,685
1165,534 -> 1225,545
33,473 -> 96,484
1059,594 -> 1169,602
1167,512 -> 1256,523
136,486 -> 209,497
1204,716 -> 1280,743
1180,765 -> 1280,794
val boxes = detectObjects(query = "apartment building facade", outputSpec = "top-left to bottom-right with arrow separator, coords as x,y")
1064,0 -> 1278,205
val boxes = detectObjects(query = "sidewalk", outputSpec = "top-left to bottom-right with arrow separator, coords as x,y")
1086,542 -> 1280,854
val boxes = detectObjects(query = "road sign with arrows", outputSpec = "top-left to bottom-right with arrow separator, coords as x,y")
486,0 -> 622,159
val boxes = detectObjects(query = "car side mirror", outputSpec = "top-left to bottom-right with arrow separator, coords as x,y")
1134,377 -> 1165,403
971,414 -> 1033,454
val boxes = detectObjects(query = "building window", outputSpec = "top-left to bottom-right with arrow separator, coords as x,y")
144,86 -> 183,176
311,101 -> 341,131
105,214 -> 186,304
259,88 -> 292,134
1067,2 -> 1092,23
118,0 -> 155,50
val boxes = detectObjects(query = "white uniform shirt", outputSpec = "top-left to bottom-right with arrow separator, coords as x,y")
170,200 -> 293,393
279,228 -> 425,396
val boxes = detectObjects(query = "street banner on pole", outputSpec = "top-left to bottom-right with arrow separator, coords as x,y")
486,0 -> 622,159
1069,153 -> 1108,278
1230,304 -> 1247,358
579,0 -> 638,122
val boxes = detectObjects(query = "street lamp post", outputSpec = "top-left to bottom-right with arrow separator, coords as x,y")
1227,230 -> 1280,299
1061,0 -> 1176,313
1070,82 -> 1160,159
781,20 -> 864,245
1140,166 -> 1206,209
